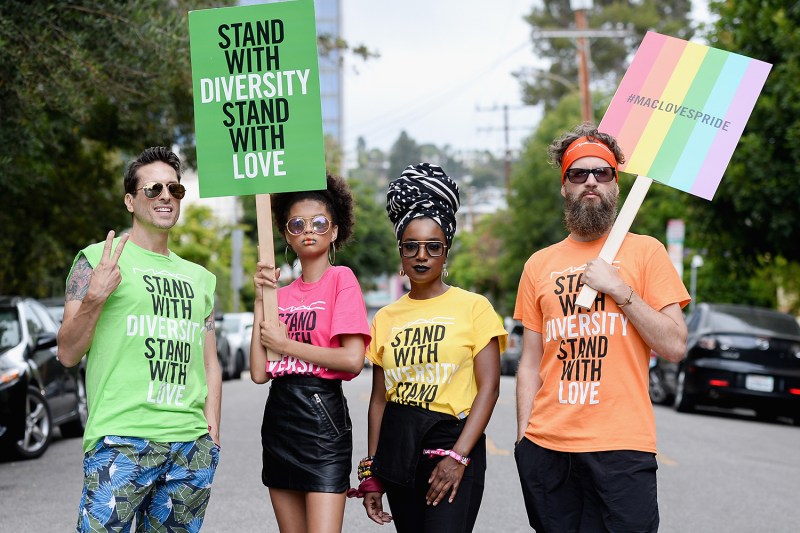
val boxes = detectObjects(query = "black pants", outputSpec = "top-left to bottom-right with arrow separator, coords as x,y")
382,434 -> 486,533
515,438 -> 659,533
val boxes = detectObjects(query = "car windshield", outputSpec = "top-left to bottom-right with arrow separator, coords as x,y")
223,317 -> 241,333
0,307 -> 22,353
708,307 -> 800,337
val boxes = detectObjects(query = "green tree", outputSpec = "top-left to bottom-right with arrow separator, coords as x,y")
497,94 -> 583,310
0,0 -> 216,296
342,179 -> 398,285
350,137 -> 389,191
519,0 -> 695,112
0,0 -> 376,297
169,205 -> 258,312
388,131 -> 422,181
683,0 -> 800,311
449,214 -> 508,312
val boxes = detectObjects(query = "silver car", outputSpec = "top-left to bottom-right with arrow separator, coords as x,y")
501,320 -> 524,376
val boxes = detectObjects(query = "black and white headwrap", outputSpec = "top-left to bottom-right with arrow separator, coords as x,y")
386,163 -> 460,248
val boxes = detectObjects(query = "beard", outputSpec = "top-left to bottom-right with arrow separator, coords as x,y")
563,185 -> 618,239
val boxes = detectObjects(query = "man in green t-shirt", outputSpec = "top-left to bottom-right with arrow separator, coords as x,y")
58,146 -> 222,532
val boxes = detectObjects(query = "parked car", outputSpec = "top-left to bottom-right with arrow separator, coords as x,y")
648,350 -> 674,405
0,296 -> 87,459
241,323 -> 252,372
501,320 -> 524,376
650,303 -> 800,424
219,312 -> 253,380
39,297 -> 65,325
215,315 -> 233,381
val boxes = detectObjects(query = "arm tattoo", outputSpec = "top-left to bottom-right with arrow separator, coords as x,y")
65,256 -> 93,302
206,310 -> 215,332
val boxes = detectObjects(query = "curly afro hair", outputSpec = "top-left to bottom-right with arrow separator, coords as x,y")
270,173 -> 355,250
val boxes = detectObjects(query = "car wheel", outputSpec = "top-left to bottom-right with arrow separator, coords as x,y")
60,374 -> 88,438
219,353 -> 231,381
14,386 -> 53,459
674,368 -> 695,413
233,350 -> 244,379
648,368 -> 671,405
755,409 -> 782,424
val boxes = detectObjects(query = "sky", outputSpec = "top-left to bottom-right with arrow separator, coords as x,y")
340,0 -> 545,158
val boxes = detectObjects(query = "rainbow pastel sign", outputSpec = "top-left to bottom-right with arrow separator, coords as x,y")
599,31 -> 771,200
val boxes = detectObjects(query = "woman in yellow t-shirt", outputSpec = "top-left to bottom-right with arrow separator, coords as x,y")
351,163 -> 507,533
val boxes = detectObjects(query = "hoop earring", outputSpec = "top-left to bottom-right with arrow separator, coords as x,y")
399,269 -> 405,277
442,262 -> 449,278
284,245 -> 297,269
328,242 -> 336,265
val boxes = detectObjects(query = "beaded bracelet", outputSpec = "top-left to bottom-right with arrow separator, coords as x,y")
357,455 -> 375,481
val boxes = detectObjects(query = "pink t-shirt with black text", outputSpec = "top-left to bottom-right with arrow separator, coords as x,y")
267,266 -> 371,380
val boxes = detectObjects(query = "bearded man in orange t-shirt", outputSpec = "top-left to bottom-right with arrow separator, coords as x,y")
513,123 -> 691,533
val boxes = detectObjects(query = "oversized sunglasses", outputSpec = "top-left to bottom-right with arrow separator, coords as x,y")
286,215 -> 332,236
399,240 -> 446,258
136,181 -> 186,199
564,167 -> 616,184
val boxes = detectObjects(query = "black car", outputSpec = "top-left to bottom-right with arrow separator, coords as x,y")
651,303 -> 800,424
0,296 -> 87,459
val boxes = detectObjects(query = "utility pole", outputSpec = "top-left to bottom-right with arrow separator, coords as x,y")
532,0 -> 629,123
573,1 -> 592,122
476,103 -> 531,194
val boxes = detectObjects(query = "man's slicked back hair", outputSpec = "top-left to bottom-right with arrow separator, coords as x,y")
124,147 -> 182,194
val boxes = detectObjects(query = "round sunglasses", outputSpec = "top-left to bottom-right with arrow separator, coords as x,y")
286,215 -> 332,236
136,181 -> 186,199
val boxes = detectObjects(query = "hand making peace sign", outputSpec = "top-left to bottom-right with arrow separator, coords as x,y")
89,230 -> 129,302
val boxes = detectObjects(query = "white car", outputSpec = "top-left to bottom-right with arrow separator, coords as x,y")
220,312 -> 254,379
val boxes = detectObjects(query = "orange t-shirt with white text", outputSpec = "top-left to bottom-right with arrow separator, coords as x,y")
514,233 -> 690,453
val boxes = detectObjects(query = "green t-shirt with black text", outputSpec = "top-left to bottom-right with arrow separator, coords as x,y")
70,238 -> 216,452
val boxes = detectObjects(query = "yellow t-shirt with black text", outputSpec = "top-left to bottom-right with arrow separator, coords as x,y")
367,287 -> 507,418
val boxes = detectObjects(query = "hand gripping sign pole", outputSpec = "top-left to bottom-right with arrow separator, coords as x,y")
189,0 -> 327,359
575,31 -> 771,309
575,176 -> 651,309
256,194 -> 282,361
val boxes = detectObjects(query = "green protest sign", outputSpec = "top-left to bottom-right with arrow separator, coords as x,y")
189,0 -> 326,198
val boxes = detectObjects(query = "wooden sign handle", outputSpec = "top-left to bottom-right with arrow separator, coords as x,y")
575,176 -> 653,309
255,193 -> 282,361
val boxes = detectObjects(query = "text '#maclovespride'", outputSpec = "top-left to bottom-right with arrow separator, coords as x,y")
626,93 -> 731,130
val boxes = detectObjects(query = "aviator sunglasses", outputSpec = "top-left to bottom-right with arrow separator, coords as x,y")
399,240 -> 446,258
136,181 -> 186,200
286,215 -> 332,236
564,166 -> 617,184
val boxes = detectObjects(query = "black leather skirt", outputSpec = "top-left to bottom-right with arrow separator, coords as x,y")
261,374 -> 352,493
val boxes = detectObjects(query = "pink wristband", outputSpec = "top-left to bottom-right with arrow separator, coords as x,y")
422,448 -> 471,466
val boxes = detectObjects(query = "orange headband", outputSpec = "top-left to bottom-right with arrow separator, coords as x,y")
561,136 -> 618,183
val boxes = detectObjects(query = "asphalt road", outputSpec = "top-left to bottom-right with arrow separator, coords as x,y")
1,370 -> 797,532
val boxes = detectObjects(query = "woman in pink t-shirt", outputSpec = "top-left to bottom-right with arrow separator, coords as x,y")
250,173 -> 371,533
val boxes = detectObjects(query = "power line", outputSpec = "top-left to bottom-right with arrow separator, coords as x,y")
346,41 -> 531,147
476,103 -> 535,193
